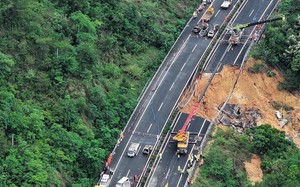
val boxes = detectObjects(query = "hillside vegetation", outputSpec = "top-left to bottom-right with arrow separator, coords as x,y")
0,0 -> 199,186
251,0 -> 300,92
193,125 -> 300,187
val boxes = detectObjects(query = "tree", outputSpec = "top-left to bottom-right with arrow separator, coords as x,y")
248,124 -> 293,158
0,52 -> 15,78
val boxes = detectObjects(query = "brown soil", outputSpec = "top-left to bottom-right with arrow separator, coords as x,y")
180,58 -> 300,147
244,154 -> 263,183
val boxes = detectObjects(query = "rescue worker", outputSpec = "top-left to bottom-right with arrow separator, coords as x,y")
193,11 -> 197,20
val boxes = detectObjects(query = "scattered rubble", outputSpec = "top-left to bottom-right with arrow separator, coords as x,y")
180,58 -> 300,147
218,103 -> 263,132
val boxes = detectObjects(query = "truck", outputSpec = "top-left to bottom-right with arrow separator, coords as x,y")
221,0 -> 232,9
173,132 -> 189,154
201,7 -> 214,22
127,143 -> 140,157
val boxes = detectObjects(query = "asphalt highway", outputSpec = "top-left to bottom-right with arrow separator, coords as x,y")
204,0 -> 279,73
105,0 -> 280,186
145,0 -> 280,186
147,113 -> 210,187
107,1 -> 230,186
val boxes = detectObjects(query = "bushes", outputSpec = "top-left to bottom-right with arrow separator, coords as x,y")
0,0 -> 200,185
270,100 -> 294,111
251,2 -> 300,92
194,125 -> 300,186
248,63 -> 266,73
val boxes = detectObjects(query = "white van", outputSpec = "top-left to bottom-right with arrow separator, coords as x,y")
98,174 -> 110,187
116,177 -> 130,187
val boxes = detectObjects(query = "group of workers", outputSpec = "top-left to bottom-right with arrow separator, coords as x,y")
193,0 -> 208,19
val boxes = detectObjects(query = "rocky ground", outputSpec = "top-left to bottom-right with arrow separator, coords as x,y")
180,58 -> 300,147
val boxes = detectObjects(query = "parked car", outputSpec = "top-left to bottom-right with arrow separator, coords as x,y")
142,145 -> 153,155
199,23 -> 209,37
98,174 -> 110,187
213,24 -> 219,31
207,29 -> 215,38
127,143 -> 140,157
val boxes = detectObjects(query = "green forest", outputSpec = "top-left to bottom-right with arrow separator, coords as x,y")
251,0 -> 300,91
0,0 -> 299,186
193,125 -> 300,187
0,0 -> 199,186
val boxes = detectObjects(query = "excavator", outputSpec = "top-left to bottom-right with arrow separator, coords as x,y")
227,17 -> 283,45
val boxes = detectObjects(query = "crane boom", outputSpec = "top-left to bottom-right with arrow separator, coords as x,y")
179,102 -> 200,134
233,17 -> 283,30
229,16 -> 284,45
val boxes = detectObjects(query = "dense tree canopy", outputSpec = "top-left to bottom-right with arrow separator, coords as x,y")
194,125 -> 300,187
251,0 -> 300,92
0,0 -> 199,186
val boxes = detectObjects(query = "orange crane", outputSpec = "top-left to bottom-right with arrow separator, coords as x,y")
172,101 -> 200,154
172,60 -> 218,154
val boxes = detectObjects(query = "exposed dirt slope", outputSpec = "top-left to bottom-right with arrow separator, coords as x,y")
244,154 -> 263,183
180,58 -> 300,147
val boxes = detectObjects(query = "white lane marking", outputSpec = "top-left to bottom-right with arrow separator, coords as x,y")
165,168 -> 171,179
110,8 -> 192,182
169,35 -> 191,67
176,119 -> 207,187
227,44 -> 232,52
180,63 -> 186,71
147,113 -> 183,185
203,42 -> 221,71
137,145 -> 141,156
126,169 -> 130,177
158,103 -> 164,111
147,123 -> 153,133
215,10 -> 220,17
249,9 -> 254,17
192,44 -> 197,52
234,0 -> 274,66
169,82 -> 175,91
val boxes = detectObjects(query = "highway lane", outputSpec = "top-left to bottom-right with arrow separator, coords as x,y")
204,0 -> 279,72
147,113 -> 210,187
107,2 -> 226,186
145,0 -> 281,186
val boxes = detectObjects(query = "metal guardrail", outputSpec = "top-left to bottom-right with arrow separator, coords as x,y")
183,0 -> 282,185
141,112 -> 180,186
139,1 -> 249,186
178,0 -> 246,109
105,3 -> 205,184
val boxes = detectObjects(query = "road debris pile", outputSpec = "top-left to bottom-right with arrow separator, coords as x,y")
180,58 -> 300,147
218,103 -> 263,132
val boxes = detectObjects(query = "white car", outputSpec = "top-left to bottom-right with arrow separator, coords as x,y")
99,174 -> 110,187
207,29 -> 215,38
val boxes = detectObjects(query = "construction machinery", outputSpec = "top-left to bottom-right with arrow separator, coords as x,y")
201,7 -> 214,22
172,102 -> 200,154
227,17 -> 283,45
